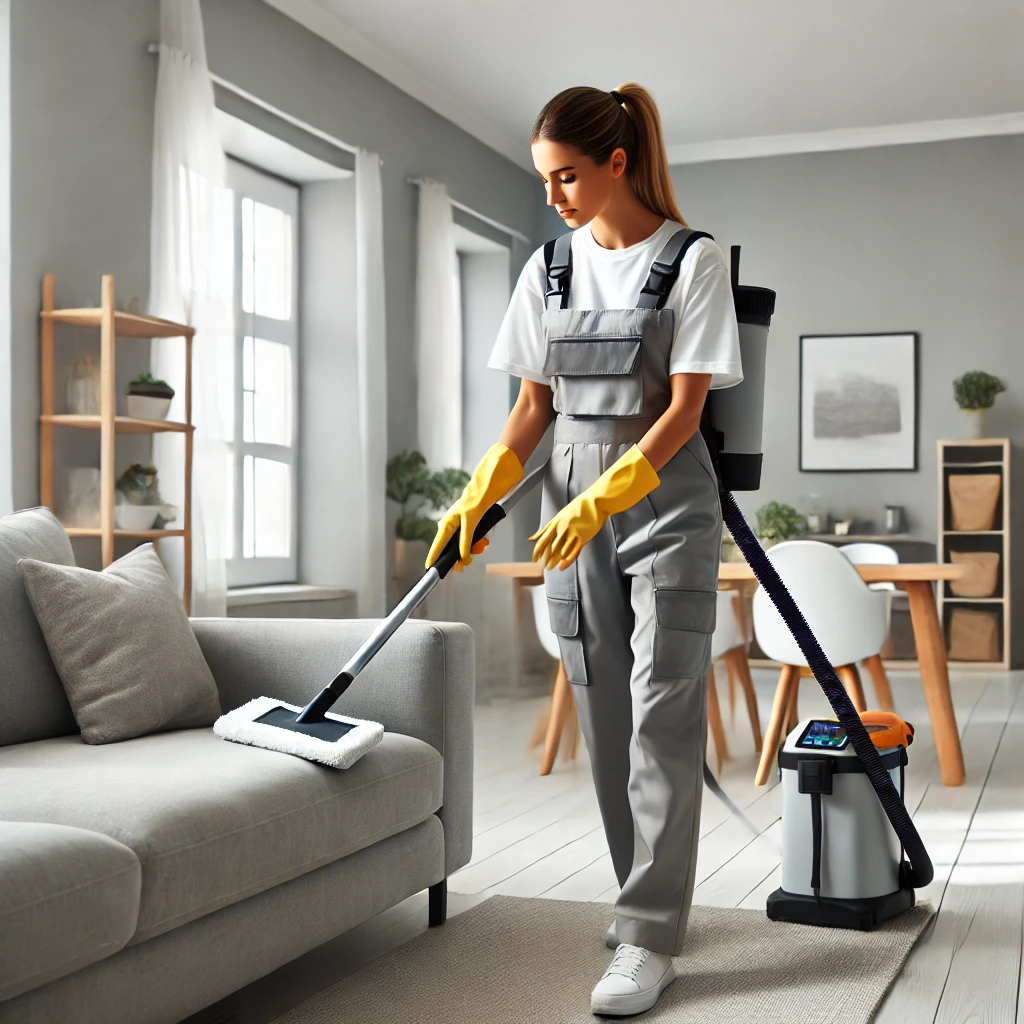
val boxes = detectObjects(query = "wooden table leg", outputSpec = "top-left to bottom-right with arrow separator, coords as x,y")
905,581 -> 965,786
540,662 -> 571,776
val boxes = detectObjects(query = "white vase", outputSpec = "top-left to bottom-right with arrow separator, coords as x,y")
962,408 -> 986,439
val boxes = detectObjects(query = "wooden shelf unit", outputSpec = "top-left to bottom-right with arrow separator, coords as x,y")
39,274 -> 195,612
937,438 -> 1013,670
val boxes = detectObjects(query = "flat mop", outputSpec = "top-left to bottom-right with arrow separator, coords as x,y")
214,463 -> 547,768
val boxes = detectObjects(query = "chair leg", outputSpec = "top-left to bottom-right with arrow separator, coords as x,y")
560,691 -> 579,762
836,663 -> 867,713
706,664 -> 729,772
428,879 -> 447,927
527,692 -> 552,750
725,656 -> 738,723
755,664 -> 800,785
784,679 -> 800,734
727,647 -> 762,752
540,662 -> 571,776
862,654 -> 895,712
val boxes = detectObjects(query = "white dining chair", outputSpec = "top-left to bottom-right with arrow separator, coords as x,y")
527,583 -> 580,775
752,540 -> 889,785
838,542 -> 898,711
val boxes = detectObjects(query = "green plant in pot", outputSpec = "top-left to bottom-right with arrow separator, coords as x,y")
126,371 -> 175,421
754,501 -> 807,548
115,463 -> 177,531
386,450 -> 470,582
953,370 -> 1006,439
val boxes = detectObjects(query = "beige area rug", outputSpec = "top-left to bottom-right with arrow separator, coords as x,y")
271,895 -> 934,1023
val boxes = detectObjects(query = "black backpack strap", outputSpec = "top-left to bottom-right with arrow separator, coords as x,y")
637,228 -> 714,310
543,232 -> 573,311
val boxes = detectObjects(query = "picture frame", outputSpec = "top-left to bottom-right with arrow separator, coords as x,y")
799,332 -> 919,472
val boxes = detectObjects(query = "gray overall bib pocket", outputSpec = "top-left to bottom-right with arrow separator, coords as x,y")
542,309 -> 655,418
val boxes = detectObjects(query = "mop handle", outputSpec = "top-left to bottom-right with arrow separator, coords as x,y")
295,505 -> 515,725
720,490 -> 934,888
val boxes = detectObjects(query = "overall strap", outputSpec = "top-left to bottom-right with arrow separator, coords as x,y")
543,231 -> 573,311
637,228 -> 714,310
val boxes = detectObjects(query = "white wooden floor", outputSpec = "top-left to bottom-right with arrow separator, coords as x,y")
190,664 -> 1024,1024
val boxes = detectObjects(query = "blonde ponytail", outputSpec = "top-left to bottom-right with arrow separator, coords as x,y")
531,82 -> 687,227
613,83 -> 688,227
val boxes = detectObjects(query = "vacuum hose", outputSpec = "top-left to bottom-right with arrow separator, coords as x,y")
720,490 -> 934,888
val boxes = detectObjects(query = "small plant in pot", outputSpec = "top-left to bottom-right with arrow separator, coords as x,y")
385,451 -> 470,585
125,372 -> 175,421
953,370 -> 1006,439
754,501 -> 807,548
115,463 -> 177,531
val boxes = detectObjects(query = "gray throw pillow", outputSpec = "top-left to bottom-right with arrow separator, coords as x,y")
16,543 -> 222,744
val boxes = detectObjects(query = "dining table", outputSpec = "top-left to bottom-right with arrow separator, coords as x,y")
486,559 -> 967,786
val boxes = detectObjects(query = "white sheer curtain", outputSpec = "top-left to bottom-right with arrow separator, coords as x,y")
355,150 -> 388,617
414,180 -> 462,471
148,0 -> 232,616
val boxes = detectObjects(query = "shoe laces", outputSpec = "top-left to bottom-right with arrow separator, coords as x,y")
607,944 -> 649,979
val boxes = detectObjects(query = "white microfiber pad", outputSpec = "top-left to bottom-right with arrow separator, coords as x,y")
213,696 -> 384,769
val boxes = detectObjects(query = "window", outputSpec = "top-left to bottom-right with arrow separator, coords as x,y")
225,159 -> 299,587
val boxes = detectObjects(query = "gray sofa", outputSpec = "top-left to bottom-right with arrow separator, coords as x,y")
0,508 -> 475,1024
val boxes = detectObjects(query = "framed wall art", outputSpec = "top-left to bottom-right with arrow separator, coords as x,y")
799,332 -> 918,472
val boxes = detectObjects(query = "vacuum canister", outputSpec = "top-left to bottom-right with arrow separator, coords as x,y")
767,717 -> 916,930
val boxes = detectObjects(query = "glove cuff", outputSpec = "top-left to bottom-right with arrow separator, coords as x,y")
592,445 -> 660,516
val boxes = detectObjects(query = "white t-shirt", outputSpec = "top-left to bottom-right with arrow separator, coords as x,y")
488,219 -> 743,390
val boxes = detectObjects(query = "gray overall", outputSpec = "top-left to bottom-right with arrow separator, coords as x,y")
539,229 -> 722,956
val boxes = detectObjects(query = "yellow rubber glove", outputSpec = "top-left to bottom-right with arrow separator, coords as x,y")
426,443 -> 525,570
529,445 -> 660,571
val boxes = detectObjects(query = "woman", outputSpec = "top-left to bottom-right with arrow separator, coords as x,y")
427,82 -> 742,1017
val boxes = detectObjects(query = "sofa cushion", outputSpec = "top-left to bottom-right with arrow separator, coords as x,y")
0,727 -> 443,945
17,543 -> 223,744
0,821 -> 140,1003
0,507 -> 79,746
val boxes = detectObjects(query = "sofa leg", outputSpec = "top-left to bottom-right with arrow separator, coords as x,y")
428,879 -> 447,927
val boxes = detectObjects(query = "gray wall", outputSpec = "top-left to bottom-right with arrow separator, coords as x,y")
664,134 -> 1024,539
7,0 -> 540,528
9,0 -> 156,563
0,0 -> 10,517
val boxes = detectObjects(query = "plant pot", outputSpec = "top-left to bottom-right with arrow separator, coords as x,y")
114,504 -> 159,531
960,408 -> 986,439
948,474 -> 1001,532
948,550 -> 1000,597
126,394 -> 172,420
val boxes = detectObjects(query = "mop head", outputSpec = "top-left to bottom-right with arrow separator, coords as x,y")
213,697 -> 384,769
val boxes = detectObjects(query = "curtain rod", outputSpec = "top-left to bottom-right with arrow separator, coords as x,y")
407,176 -> 532,245
146,42 -> 359,157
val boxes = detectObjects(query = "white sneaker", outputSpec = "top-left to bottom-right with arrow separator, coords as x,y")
590,943 -> 676,1016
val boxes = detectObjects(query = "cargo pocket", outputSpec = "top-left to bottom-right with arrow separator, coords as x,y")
542,337 -> 643,417
651,588 -> 717,680
547,596 -> 588,685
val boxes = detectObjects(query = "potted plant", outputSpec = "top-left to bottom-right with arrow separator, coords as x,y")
385,451 -> 470,584
754,501 -> 807,548
125,372 -> 175,421
115,464 -> 177,531
953,371 -> 1006,439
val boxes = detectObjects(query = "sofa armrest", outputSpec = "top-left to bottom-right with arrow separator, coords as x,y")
190,616 -> 475,877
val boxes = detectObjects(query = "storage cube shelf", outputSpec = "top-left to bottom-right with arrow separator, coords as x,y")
937,439 -> 1013,669
39,273 -> 194,612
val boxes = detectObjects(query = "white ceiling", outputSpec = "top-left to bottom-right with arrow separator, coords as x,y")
265,0 -> 1024,172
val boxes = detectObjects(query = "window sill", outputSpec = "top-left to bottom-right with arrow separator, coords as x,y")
226,584 -> 355,607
